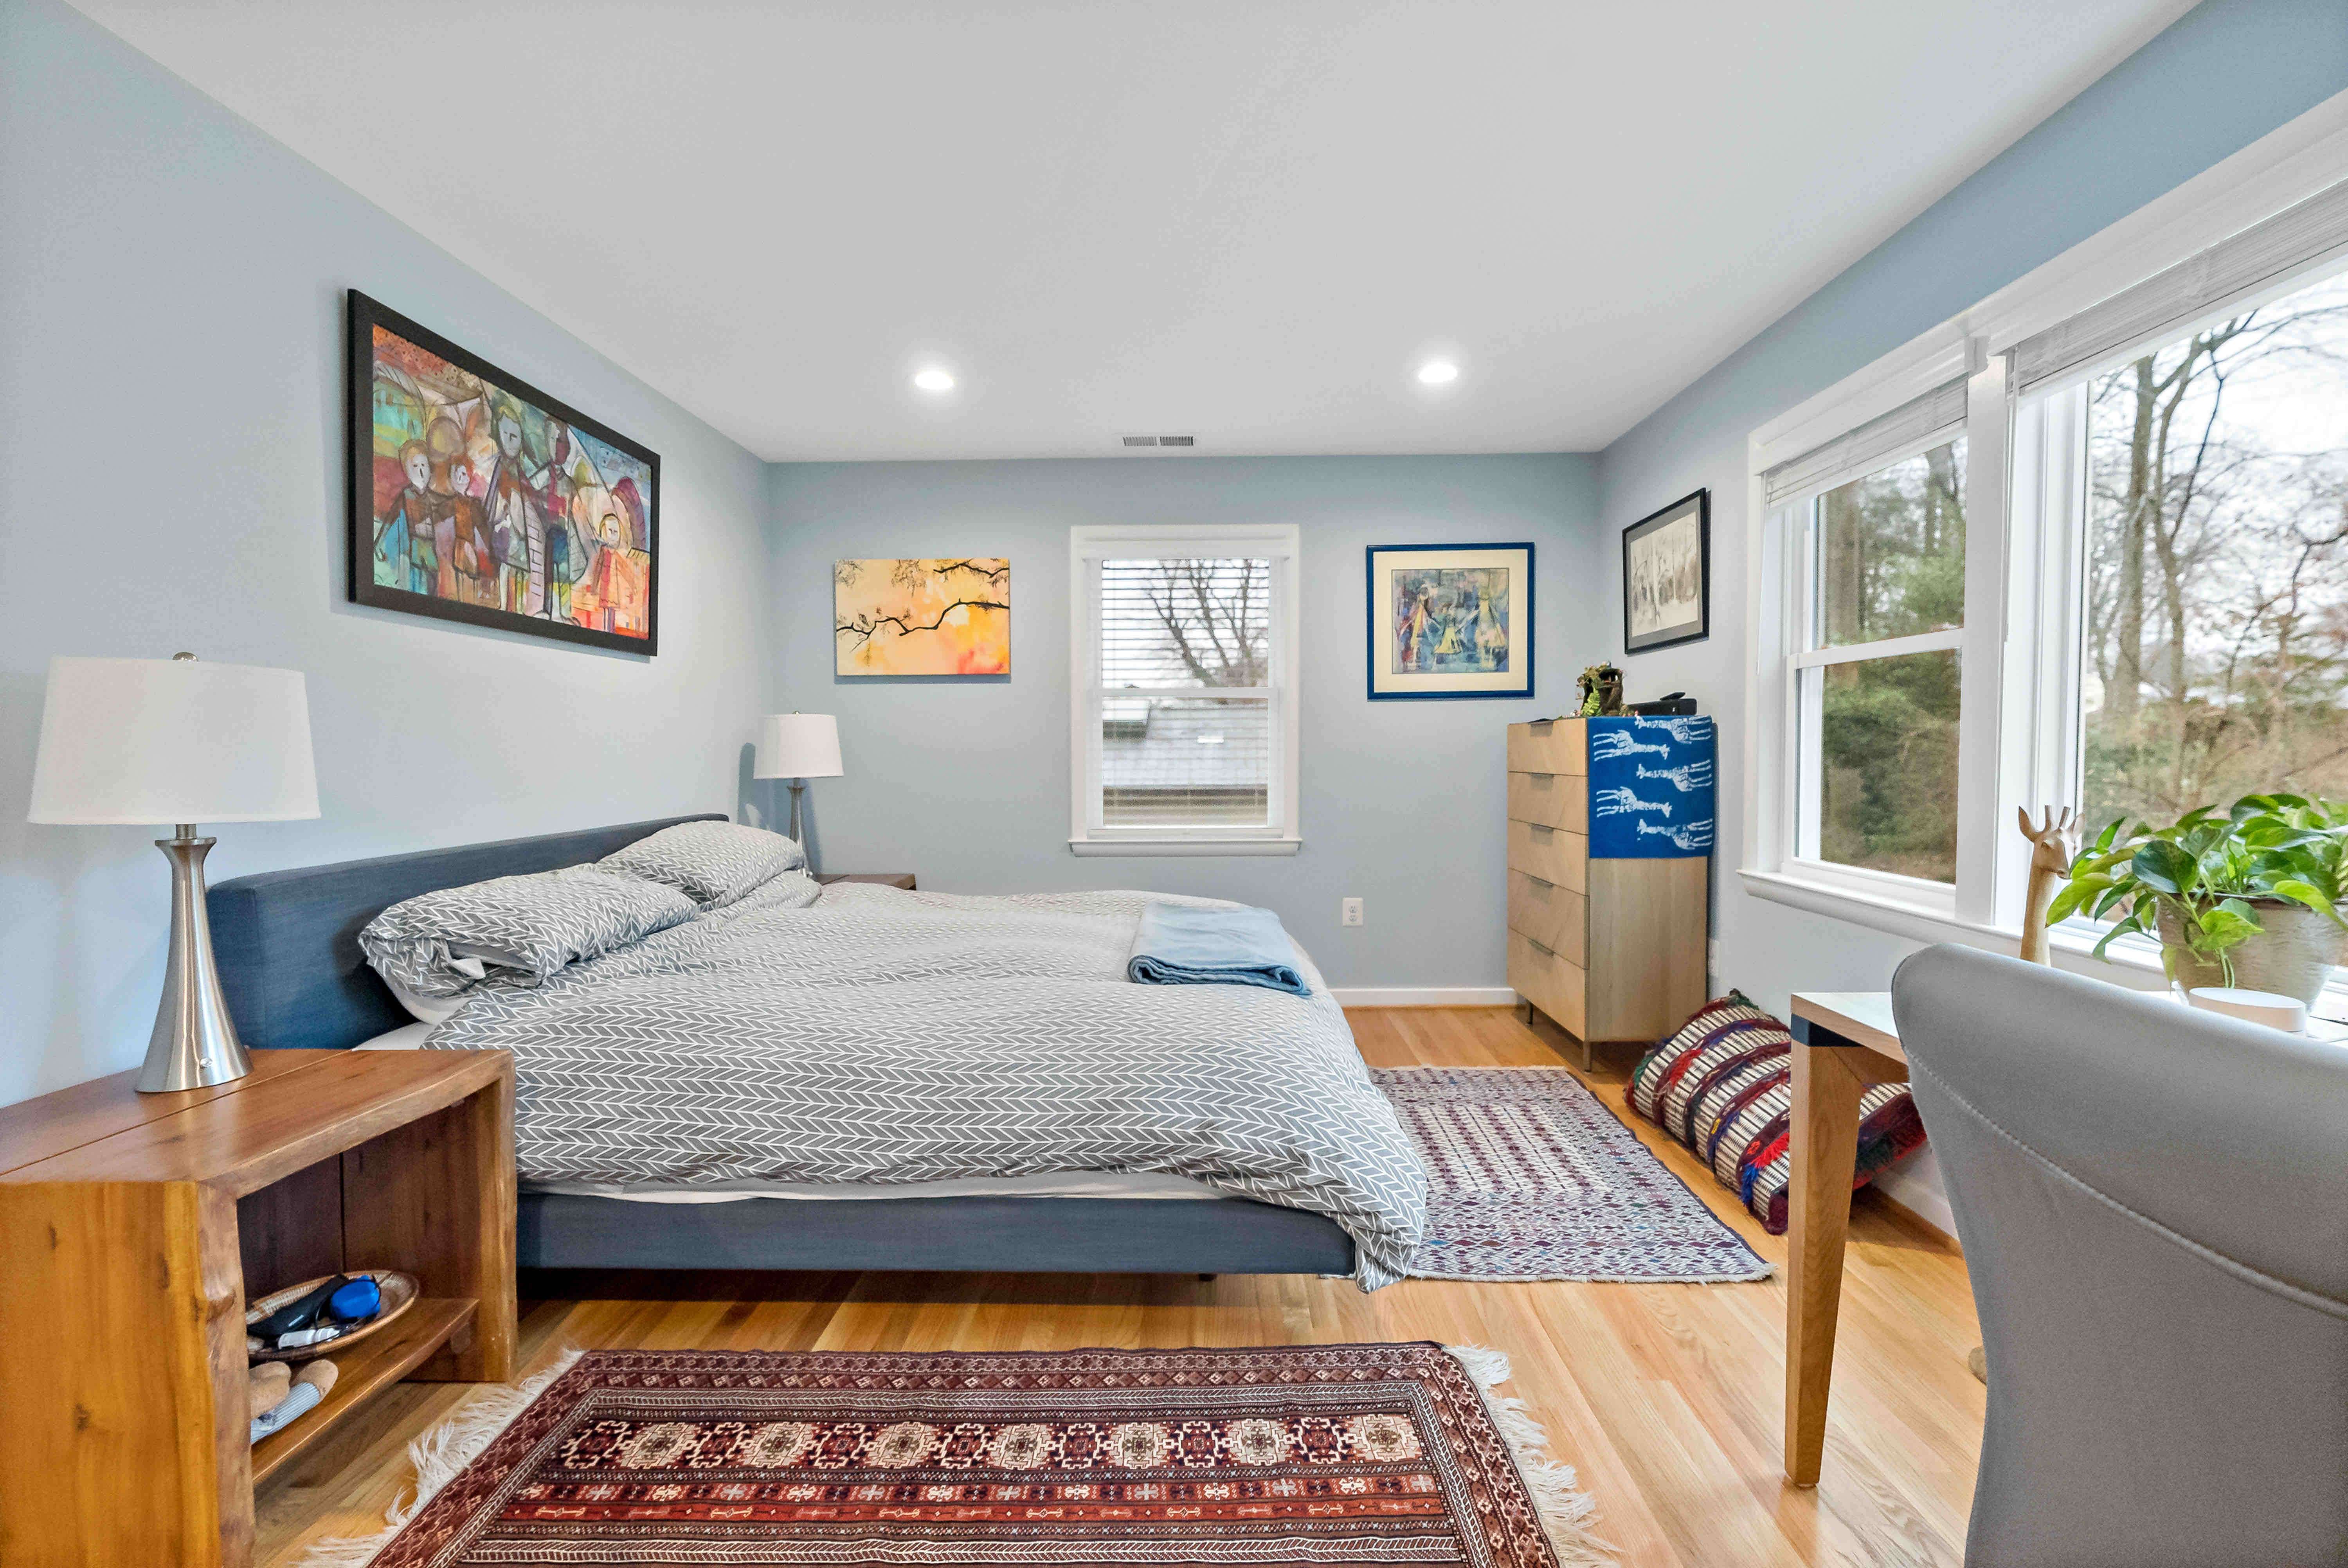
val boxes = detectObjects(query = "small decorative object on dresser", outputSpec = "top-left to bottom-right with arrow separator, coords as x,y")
1366,541 -> 1534,699
25,653 -> 320,1092
1505,715 -> 1714,1068
1621,488 -> 1709,653
0,1047 -> 516,1567
756,712 -> 845,850
1574,664 -> 1623,716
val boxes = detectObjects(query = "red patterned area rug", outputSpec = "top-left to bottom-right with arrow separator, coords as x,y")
1374,1067 -> 1770,1283
311,1343 -> 1611,1568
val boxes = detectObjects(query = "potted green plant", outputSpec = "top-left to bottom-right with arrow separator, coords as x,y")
2050,794 -> 2348,1005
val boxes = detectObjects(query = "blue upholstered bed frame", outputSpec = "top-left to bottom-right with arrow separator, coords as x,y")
206,817 -> 1356,1278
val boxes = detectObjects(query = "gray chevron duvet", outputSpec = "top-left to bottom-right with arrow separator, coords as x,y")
424,876 -> 1427,1287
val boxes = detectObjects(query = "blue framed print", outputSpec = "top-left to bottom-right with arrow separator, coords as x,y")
1365,542 -> 1534,700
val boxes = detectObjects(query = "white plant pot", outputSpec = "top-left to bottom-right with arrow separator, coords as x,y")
2157,899 -> 2343,1008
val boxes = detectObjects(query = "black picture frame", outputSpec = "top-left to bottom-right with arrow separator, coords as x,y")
1621,488 -> 1709,654
346,290 -> 661,656
1363,541 -> 1535,701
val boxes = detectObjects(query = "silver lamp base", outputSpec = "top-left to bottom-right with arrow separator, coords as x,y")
137,827 -> 251,1093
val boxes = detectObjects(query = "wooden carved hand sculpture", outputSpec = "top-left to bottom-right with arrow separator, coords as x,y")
2018,805 -> 2082,966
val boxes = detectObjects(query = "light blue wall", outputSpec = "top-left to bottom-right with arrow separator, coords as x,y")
1594,0 -> 2348,1020
764,455 -> 1602,989
0,0 -> 774,1104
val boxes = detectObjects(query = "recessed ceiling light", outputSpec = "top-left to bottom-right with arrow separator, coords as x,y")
1417,360 -> 1460,387
912,366 -> 956,393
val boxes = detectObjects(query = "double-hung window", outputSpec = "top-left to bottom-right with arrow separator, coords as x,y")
1068,525 -> 1302,855
1747,152 -> 2348,981
1772,386 -> 1972,913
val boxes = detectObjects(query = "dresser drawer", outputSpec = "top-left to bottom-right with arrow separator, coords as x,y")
1505,820 -> 1586,893
1506,770 -> 1588,832
1507,720 -> 1584,775
1507,870 -> 1586,964
1508,928 -> 1586,1038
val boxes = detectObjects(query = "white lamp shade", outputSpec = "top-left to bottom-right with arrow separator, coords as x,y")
755,713 -> 843,780
27,656 -> 321,825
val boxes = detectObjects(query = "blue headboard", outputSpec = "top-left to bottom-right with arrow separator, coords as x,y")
207,814 -> 726,1051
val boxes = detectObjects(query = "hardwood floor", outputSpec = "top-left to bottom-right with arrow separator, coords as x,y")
252,1007 -> 1983,1567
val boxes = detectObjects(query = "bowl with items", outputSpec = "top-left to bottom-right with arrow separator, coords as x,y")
245,1268 -> 417,1363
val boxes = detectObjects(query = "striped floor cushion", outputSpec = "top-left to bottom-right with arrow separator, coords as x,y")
1626,992 -> 1926,1235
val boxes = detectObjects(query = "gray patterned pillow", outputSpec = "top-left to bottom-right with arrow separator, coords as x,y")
598,820 -> 805,907
359,865 -> 697,1007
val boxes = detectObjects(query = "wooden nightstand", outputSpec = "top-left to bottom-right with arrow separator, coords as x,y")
0,1048 -> 516,1568
815,872 -> 917,888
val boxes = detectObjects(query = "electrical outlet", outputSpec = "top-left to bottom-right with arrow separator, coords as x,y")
1341,897 -> 1364,927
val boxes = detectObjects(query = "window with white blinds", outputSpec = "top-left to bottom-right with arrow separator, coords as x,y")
1069,527 -> 1302,854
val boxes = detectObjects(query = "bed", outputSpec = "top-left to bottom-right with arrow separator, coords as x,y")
207,816 -> 1424,1284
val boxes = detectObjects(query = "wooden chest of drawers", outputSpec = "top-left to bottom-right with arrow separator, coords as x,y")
1505,716 -> 1712,1066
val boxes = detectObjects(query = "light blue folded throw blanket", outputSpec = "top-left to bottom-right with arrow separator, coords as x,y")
1127,903 -> 1310,996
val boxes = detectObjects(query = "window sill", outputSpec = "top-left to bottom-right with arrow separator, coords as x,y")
1738,865 -> 2348,1020
1738,865 -> 2175,986
1068,836 -> 1302,858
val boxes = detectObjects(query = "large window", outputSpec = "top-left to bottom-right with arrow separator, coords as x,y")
1068,526 -> 1301,855
1745,151 -> 2348,987
2079,272 -> 2348,840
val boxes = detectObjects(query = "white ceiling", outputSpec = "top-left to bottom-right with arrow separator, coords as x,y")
73,0 -> 2194,462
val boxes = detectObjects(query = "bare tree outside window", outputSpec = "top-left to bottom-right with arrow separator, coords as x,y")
1098,557 -> 1273,826
2082,272 -> 2348,836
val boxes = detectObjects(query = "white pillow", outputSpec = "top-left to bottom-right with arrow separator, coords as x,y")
360,866 -> 695,1018
599,820 -> 805,907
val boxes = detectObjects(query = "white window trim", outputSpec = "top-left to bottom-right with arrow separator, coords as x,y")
1066,523 -> 1303,857
1740,88 -> 2348,986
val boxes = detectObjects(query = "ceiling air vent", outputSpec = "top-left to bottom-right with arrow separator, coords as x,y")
1120,434 -> 1196,449
1121,435 -> 1157,447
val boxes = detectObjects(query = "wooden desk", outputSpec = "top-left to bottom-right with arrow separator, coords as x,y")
0,1048 -> 515,1568
814,872 -> 917,888
1783,991 -> 1909,1487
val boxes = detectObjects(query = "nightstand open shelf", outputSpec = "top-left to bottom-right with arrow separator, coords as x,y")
248,1294 -> 477,1486
0,1048 -> 516,1568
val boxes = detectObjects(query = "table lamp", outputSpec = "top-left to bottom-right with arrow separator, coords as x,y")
27,654 -> 320,1092
755,713 -> 843,850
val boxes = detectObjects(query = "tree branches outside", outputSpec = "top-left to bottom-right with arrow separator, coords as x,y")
2083,272 -> 2348,836
1101,557 -> 1270,689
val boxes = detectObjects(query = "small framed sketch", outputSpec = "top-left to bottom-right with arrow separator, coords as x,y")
1366,542 -> 1534,700
1622,489 -> 1709,653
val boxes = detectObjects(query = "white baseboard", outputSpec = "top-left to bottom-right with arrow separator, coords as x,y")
1330,987 -> 1516,1007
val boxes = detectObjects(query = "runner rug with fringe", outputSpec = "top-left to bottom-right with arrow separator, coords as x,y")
313,1343 -> 1610,1568
1374,1066 -> 1770,1282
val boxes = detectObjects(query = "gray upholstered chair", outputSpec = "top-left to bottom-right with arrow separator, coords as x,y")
1892,944 -> 2348,1567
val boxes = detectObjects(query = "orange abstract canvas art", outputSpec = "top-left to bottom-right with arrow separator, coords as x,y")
834,559 -> 1010,675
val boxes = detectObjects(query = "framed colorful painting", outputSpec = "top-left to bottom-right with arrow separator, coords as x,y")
346,291 -> 660,655
1365,542 -> 1534,700
834,559 -> 1011,675
1621,488 -> 1709,653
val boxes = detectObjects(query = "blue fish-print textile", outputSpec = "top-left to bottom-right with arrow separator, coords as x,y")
1127,902 -> 1311,996
1587,715 -> 1716,858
